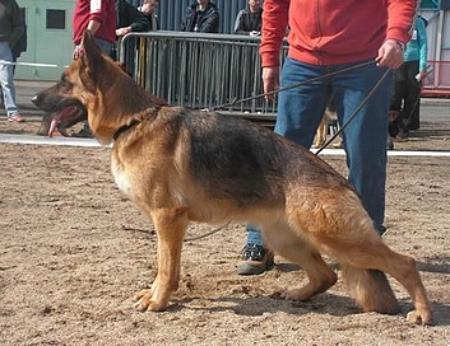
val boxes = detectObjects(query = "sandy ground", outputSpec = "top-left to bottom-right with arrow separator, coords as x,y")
1,117 -> 450,345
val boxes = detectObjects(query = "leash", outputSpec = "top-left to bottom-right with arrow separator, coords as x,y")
205,60 -> 377,111
184,222 -> 231,241
201,59 -> 391,155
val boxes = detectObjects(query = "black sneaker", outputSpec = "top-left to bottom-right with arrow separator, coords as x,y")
237,244 -> 274,276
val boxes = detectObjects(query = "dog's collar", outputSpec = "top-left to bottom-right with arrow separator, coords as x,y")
113,119 -> 141,141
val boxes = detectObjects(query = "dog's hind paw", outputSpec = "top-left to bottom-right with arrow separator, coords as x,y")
406,309 -> 433,326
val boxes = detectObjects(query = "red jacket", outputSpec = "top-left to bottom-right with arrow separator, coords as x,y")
73,0 -> 116,45
260,0 -> 417,67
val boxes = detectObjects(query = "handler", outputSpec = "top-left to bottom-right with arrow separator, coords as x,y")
238,0 -> 418,275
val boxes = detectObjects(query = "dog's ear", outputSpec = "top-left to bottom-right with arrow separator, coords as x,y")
78,31 -> 106,93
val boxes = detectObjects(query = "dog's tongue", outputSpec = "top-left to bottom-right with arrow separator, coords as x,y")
47,106 -> 77,137
48,119 -> 59,137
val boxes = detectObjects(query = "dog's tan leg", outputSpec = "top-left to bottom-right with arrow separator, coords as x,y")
134,208 -> 188,312
263,225 -> 337,301
281,248 -> 337,301
312,229 -> 432,325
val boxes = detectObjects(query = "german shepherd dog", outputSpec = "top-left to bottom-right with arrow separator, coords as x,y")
32,32 -> 432,325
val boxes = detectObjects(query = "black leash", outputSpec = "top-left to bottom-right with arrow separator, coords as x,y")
206,60 -> 377,111
201,59 -> 391,155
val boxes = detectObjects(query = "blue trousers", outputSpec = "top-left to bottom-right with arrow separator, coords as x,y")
246,57 -> 392,246
0,42 -> 19,117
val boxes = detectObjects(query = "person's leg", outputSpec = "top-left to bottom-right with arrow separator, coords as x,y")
275,57 -> 330,147
332,61 -> 392,233
0,42 -> 22,120
403,60 -> 421,131
239,58 -> 329,275
389,67 -> 407,138
237,224 -> 274,275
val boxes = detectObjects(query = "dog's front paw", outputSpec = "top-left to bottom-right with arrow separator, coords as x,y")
133,288 -> 168,312
406,309 -> 433,326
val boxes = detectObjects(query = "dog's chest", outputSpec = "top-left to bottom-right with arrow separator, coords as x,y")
111,158 -> 133,196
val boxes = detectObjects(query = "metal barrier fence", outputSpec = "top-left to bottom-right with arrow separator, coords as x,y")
422,60 -> 450,97
120,32 -> 288,119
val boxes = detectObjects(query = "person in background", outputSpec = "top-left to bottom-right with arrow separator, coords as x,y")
234,0 -> 262,36
115,0 -> 150,38
389,14 -> 428,140
72,0 -> 116,137
138,0 -> 159,31
238,0 -> 416,275
0,0 -> 25,122
180,0 -> 219,33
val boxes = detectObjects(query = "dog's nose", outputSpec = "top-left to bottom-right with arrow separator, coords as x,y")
31,94 -> 39,106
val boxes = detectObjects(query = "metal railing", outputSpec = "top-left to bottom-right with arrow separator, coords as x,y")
421,60 -> 450,97
120,32 -> 288,119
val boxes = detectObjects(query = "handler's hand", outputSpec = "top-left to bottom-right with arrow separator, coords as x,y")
262,66 -> 279,101
376,39 -> 404,69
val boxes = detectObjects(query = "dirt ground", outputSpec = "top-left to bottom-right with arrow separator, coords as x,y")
1,117 -> 450,345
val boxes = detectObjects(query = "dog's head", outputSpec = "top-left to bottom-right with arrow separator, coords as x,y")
32,31 -> 159,143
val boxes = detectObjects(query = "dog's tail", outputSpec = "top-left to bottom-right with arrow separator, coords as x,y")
342,265 -> 400,314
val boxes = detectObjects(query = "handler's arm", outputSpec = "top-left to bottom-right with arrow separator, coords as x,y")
259,0 -> 289,99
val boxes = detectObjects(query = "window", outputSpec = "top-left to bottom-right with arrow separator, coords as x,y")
46,9 -> 65,30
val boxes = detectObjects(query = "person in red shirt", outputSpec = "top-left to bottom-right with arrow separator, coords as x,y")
71,0 -> 116,137
238,0 -> 417,275
72,0 -> 116,58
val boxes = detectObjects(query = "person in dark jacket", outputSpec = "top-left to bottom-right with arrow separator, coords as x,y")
234,0 -> 262,36
138,0 -> 159,31
0,0 -> 25,122
115,0 -> 150,37
180,0 -> 220,33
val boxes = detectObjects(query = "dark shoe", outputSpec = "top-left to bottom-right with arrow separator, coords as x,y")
397,129 -> 409,139
8,114 -> 25,122
237,244 -> 274,276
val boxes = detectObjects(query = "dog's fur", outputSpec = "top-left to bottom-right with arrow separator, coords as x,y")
313,106 -> 341,148
32,32 -> 432,325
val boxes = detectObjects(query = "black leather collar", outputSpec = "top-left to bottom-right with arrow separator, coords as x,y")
113,119 -> 141,141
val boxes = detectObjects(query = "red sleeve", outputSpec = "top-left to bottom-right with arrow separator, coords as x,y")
89,0 -> 107,25
259,0 -> 290,67
386,0 -> 417,43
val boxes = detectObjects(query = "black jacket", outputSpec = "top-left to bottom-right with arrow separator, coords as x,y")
233,7 -> 262,34
0,0 -> 25,47
180,1 -> 219,33
116,0 -> 149,32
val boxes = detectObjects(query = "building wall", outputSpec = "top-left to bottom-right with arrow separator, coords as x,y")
15,0 -> 75,81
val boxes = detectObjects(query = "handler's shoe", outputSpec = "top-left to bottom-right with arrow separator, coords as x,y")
237,244 -> 274,276
8,114 -> 25,122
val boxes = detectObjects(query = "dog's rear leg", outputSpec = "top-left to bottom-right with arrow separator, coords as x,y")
313,230 -> 432,325
264,228 -> 337,301
341,265 -> 400,315
134,208 -> 188,312
282,248 -> 337,301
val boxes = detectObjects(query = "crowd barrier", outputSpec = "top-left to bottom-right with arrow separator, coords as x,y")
422,60 -> 450,97
119,32 -> 288,120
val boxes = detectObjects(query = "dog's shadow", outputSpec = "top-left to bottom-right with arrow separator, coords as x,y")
171,294 -> 450,326
172,293 -> 358,317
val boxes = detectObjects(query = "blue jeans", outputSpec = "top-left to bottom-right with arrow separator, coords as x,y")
245,57 -> 392,246
0,42 -> 19,116
76,37 -> 113,57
